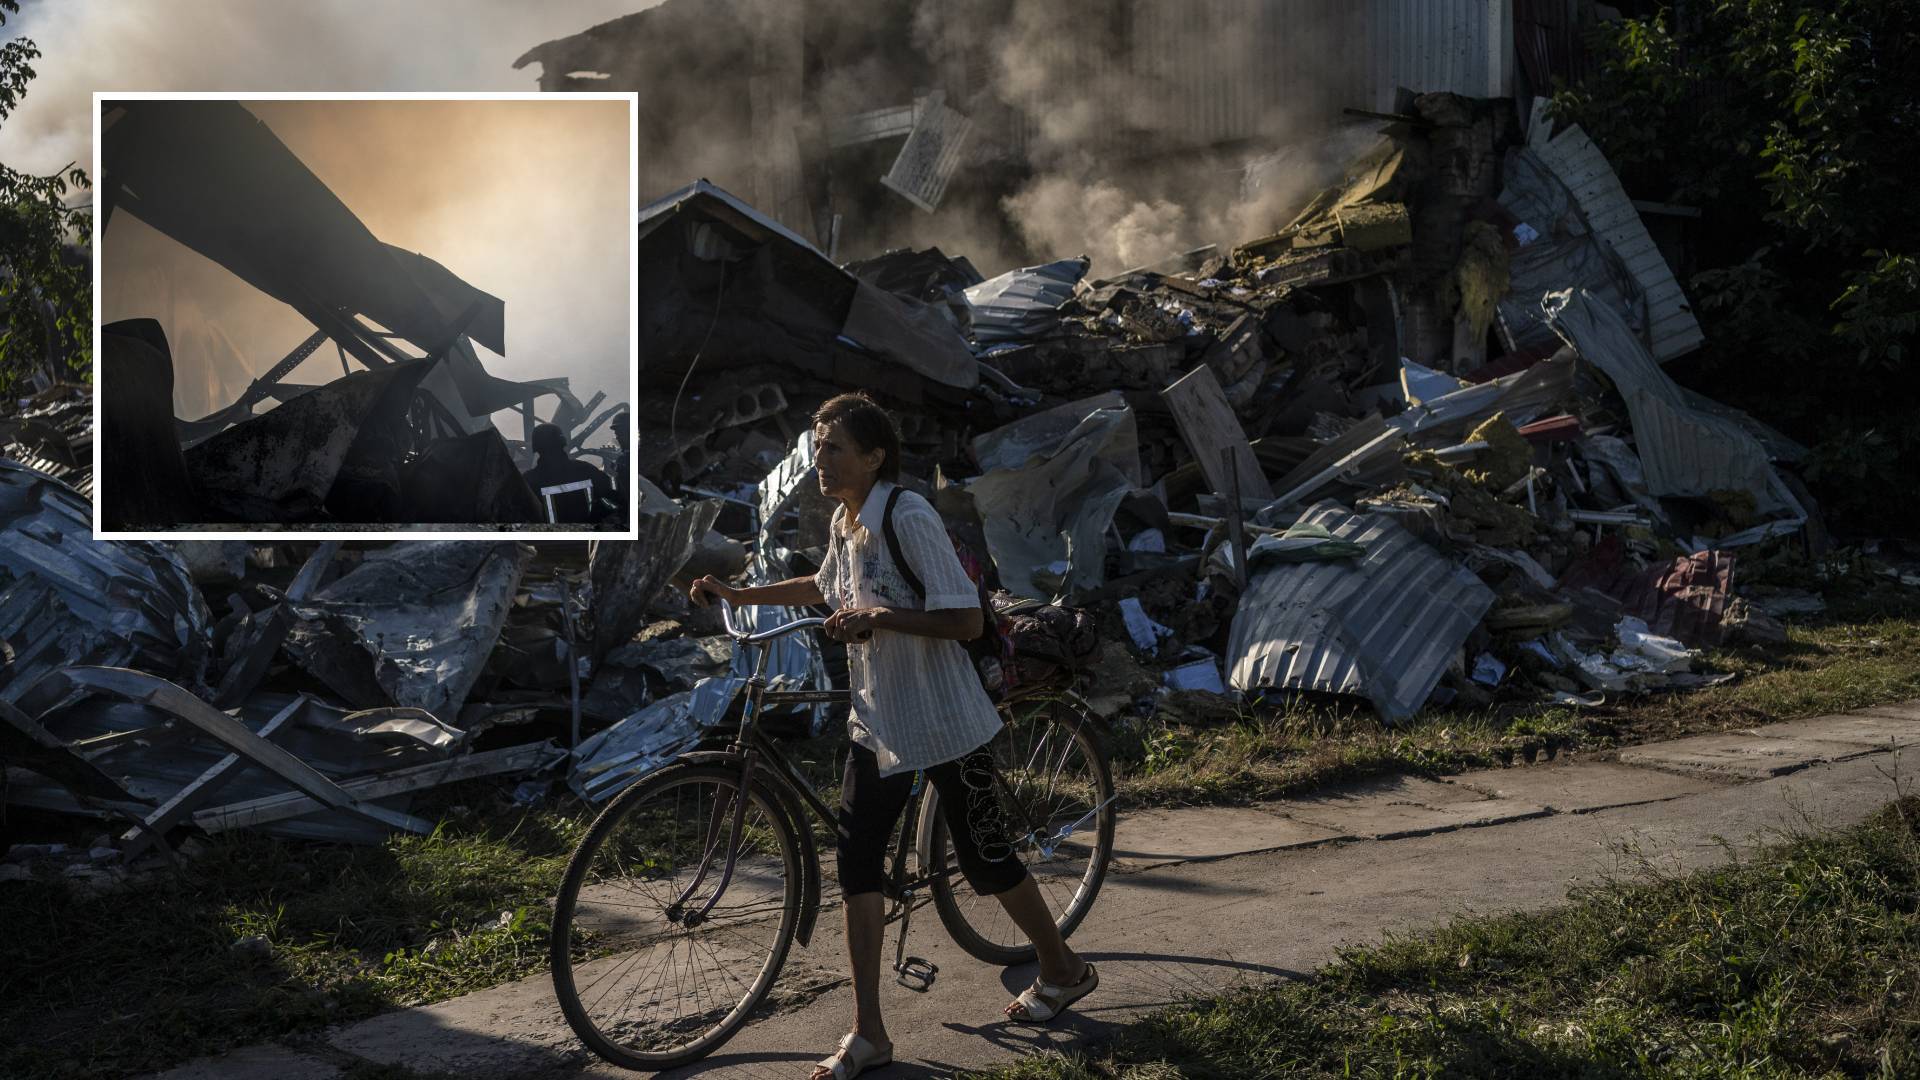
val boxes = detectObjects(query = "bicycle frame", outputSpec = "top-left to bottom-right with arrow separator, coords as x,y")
662,600 -> 981,983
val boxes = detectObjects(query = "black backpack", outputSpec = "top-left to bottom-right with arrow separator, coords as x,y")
880,486 -> 1015,701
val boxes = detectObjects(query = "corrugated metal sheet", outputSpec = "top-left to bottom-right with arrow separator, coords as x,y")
1545,289 -> 1779,509
1498,145 -> 1646,357
0,460 -> 213,696
1227,501 -> 1494,721
1559,546 -> 1735,648
991,1 -> 1508,158
964,257 -> 1090,344
1,387 -> 92,499
1529,116 -> 1705,361
1514,0 -> 1591,93
1368,0 -> 1512,108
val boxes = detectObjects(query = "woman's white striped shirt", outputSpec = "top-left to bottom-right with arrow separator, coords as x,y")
815,481 -> 1002,777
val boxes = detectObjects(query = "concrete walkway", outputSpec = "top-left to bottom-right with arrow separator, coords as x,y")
151,702 -> 1919,1080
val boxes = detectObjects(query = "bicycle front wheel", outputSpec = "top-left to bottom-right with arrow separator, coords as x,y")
550,763 -> 803,1071
923,688 -> 1115,966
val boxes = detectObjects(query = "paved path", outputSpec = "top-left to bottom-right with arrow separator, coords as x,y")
152,702 -> 1920,1080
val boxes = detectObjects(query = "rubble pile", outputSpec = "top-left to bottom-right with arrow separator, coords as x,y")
631,92 -> 1831,729
0,91 -> 1892,866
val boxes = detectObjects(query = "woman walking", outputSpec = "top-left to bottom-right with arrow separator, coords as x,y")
689,392 -> 1097,1080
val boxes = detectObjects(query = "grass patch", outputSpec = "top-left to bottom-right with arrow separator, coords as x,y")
4,568 -> 1912,1077
971,795 -> 1920,1079
0,781 -> 582,1079
0,736 -> 854,1080
1110,589 -> 1920,811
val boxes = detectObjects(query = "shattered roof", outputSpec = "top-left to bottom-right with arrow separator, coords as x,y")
102,100 -> 506,357
638,179 -> 979,391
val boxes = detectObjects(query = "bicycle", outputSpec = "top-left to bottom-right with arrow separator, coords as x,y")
549,598 -> 1117,1071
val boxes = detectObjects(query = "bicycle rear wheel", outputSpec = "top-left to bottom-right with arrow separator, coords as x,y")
550,762 -> 802,1071
923,689 -> 1115,966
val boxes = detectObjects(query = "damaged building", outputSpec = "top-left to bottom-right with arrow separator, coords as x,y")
0,3 -> 1848,869
95,99 -> 630,530
519,0 -> 1616,263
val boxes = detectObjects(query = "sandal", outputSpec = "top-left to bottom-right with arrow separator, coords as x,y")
1005,961 -> 1099,1023
812,1031 -> 892,1079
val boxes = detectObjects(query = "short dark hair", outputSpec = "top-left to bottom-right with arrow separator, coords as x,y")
812,392 -> 901,482
530,422 -> 567,458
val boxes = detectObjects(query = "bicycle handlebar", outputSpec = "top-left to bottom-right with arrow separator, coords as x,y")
714,596 -> 830,644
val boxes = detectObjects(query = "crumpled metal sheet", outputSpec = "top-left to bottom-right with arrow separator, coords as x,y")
1546,289 -> 1781,510
398,428 -> 543,525
967,396 -> 1138,600
1497,146 -> 1645,358
589,497 -> 723,664
1387,352 -> 1577,443
964,257 -> 1089,344
285,540 -> 530,721
569,677 -> 733,802
1227,501 -> 1495,722
184,359 -> 434,522
11,688 -> 487,845
0,385 -> 93,499
971,390 -> 1137,479
1558,543 -> 1735,648
1525,118 -> 1704,361
0,461 -> 213,696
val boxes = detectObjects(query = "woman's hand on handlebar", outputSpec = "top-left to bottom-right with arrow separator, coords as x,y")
688,575 -> 739,608
823,606 -> 880,643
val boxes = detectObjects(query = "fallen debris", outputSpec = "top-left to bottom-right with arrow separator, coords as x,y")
97,100 -> 626,528
1,81 -> 1856,862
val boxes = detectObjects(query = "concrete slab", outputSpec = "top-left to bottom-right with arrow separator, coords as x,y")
1618,731 -> 1876,780
1754,714 -> 1920,749
1444,761 -> 1718,813
145,1044 -> 341,1080
1114,806 -> 1344,870
1860,699 -> 1920,722
328,962 -> 582,1076
152,704 -> 1920,1080
1283,796 -> 1553,840
1277,775 -> 1550,840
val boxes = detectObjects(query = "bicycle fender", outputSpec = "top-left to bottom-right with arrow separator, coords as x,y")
672,750 -> 824,948
913,784 -> 941,875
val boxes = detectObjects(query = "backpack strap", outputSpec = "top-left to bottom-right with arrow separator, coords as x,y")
880,485 -> 927,602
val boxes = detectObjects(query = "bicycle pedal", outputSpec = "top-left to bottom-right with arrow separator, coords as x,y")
893,956 -> 938,992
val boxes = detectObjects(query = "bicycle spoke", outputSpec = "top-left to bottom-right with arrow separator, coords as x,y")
553,767 -> 801,1067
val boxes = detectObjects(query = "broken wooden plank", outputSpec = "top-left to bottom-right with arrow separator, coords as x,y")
211,604 -> 294,707
118,695 -> 310,857
61,667 -> 431,835
0,699 -> 150,806
286,540 -> 342,601
1160,365 -> 1273,501
192,741 -> 560,834
212,542 -> 339,708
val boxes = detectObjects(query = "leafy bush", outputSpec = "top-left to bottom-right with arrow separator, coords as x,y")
0,1 -> 91,393
1549,1 -> 1920,534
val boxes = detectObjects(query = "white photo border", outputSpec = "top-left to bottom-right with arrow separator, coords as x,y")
91,90 -> 640,542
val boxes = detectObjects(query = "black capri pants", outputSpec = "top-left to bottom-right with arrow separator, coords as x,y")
837,740 -> 1027,897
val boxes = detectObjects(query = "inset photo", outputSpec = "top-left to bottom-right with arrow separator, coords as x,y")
94,93 -> 636,536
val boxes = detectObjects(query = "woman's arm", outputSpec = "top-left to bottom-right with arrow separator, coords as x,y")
824,605 -> 980,642
689,574 -> 825,608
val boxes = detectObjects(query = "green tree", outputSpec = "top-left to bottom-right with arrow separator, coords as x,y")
0,0 -> 90,394
1549,1 -> 1920,533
